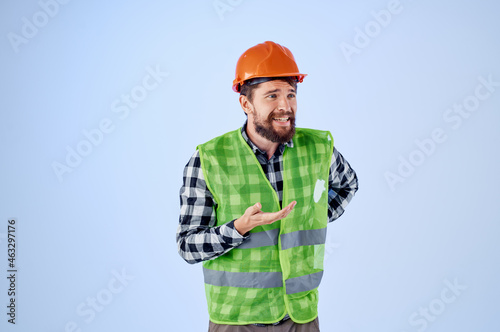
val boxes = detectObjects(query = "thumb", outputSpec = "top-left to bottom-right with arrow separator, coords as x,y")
247,202 -> 262,214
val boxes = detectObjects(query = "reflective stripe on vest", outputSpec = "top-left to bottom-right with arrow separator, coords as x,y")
203,268 -> 283,288
285,271 -> 324,294
238,228 -> 280,249
239,228 -> 326,250
280,228 -> 327,250
203,268 -> 323,295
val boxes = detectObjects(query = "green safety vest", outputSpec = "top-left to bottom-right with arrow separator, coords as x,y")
198,127 -> 334,325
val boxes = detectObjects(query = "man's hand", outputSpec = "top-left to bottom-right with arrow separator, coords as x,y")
234,201 -> 297,235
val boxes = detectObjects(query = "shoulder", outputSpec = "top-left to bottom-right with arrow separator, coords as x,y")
294,127 -> 333,143
293,128 -> 334,159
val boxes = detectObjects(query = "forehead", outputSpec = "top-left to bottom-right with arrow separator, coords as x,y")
254,80 -> 295,94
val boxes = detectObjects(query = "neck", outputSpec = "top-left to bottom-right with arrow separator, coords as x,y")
246,122 -> 279,160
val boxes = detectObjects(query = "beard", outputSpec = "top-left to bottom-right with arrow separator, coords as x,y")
253,110 -> 296,144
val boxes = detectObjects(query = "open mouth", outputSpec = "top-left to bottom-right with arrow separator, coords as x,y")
272,117 -> 290,123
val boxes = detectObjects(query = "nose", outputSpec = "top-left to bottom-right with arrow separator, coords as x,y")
277,95 -> 291,112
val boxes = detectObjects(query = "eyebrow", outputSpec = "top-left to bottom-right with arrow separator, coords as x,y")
263,88 -> 296,95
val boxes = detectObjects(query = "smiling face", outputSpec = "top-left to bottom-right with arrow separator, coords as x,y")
242,80 -> 297,144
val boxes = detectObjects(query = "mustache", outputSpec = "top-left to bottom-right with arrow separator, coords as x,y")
267,111 -> 295,120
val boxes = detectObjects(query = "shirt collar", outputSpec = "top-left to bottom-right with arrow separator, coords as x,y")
241,121 -> 294,156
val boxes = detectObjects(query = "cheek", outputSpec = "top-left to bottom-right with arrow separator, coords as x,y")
254,104 -> 274,118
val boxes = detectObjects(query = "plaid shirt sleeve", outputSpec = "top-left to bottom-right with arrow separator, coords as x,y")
176,150 -> 249,264
328,147 -> 358,222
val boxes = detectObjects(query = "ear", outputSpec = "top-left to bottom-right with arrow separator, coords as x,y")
239,94 -> 254,116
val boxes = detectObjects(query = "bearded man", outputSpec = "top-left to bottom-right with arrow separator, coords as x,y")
177,41 -> 358,332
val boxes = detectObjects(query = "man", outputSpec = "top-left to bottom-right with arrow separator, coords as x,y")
177,41 -> 358,331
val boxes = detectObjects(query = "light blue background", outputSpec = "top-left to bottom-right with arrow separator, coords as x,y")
1,1 -> 499,331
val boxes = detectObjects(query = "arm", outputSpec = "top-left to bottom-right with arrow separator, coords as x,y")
328,147 -> 358,222
176,150 -> 247,264
177,150 -> 297,264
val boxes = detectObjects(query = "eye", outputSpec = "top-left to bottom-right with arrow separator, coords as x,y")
288,93 -> 296,98
267,94 -> 277,99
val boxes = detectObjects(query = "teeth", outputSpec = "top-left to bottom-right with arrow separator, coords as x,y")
273,117 -> 289,122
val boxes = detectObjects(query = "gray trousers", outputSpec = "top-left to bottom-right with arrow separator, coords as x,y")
208,317 -> 320,332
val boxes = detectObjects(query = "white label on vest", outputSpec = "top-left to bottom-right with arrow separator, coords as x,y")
314,179 -> 326,203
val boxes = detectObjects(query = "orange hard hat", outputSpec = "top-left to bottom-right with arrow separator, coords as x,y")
232,41 -> 307,92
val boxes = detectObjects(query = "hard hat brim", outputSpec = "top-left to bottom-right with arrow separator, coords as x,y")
232,74 -> 307,93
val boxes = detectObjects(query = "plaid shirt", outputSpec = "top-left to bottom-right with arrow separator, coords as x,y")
177,123 -> 358,264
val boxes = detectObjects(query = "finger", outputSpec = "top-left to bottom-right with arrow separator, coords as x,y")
280,201 -> 297,217
262,205 -> 295,224
277,201 -> 296,217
